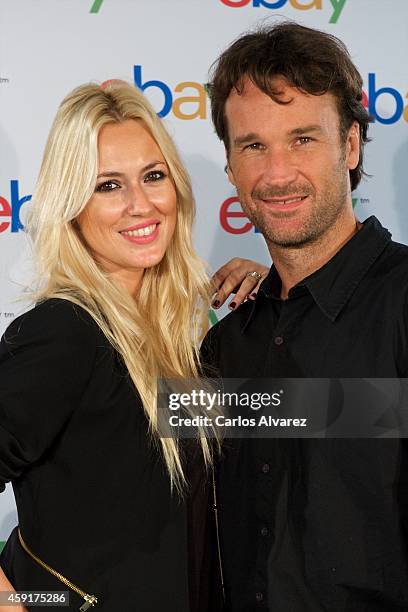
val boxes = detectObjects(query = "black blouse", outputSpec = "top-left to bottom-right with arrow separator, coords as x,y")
0,299 -> 212,611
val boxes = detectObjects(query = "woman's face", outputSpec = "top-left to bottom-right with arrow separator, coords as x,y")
77,119 -> 177,296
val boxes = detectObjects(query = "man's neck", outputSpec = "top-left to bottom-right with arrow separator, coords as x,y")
268,212 -> 361,299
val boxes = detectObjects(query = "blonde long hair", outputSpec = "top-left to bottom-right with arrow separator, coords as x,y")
27,81 -> 214,492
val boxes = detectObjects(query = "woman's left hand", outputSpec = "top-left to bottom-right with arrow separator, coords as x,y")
211,257 -> 269,311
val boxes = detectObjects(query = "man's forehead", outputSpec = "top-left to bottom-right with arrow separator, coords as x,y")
227,75 -> 335,106
225,77 -> 340,129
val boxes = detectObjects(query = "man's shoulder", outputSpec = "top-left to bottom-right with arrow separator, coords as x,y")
208,300 -> 255,339
385,237 -> 408,258
201,301 -> 254,368
375,237 -> 408,281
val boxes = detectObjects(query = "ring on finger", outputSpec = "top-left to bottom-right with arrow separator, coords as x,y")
245,271 -> 263,281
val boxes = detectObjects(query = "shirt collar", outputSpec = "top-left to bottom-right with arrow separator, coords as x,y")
243,216 -> 392,331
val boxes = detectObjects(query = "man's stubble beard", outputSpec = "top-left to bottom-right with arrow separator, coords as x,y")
237,158 -> 350,249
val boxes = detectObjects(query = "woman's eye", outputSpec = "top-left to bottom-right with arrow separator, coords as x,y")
95,181 -> 120,192
144,170 -> 166,182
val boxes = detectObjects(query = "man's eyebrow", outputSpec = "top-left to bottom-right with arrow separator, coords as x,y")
233,125 -> 324,148
288,125 -> 323,136
233,133 -> 261,148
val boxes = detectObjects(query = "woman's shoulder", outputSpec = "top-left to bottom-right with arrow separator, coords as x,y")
2,298 -> 102,349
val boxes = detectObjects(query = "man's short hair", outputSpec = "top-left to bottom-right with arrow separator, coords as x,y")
209,21 -> 372,191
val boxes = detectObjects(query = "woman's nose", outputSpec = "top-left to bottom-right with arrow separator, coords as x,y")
124,185 -> 154,216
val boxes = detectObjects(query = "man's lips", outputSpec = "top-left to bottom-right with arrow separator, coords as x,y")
259,195 -> 309,211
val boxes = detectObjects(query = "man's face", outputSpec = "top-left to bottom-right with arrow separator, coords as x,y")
225,77 -> 359,248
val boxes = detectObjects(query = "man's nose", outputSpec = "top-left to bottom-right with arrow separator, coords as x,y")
261,147 -> 298,185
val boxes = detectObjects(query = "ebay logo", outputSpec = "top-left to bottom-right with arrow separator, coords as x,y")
219,0 -> 347,24
220,198 -> 262,235
0,181 -> 31,233
362,74 -> 408,125
90,0 -> 104,12
134,66 -> 207,120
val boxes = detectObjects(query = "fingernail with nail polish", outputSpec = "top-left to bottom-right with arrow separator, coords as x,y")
229,302 -> 236,310
212,300 -> 220,309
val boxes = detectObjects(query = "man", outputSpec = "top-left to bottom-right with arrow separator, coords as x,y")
203,22 -> 408,611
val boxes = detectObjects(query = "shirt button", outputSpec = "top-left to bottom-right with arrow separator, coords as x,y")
260,526 -> 269,537
261,463 -> 270,474
274,336 -> 284,345
255,592 -> 264,603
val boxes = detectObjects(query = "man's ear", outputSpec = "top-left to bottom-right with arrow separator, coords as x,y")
225,149 -> 236,186
346,121 -> 360,171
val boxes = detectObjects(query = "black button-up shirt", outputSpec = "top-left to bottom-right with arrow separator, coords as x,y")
202,216 -> 408,611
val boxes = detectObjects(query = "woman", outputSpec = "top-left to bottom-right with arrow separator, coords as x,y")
0,81 -> 267,611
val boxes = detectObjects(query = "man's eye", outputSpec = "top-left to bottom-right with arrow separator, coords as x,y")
244,143 -> 263,151
95,181 -> 120,192
297,137 -> 313,145
144,170 -> 166,182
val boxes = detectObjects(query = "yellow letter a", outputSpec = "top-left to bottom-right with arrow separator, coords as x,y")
173,82 -> 207,120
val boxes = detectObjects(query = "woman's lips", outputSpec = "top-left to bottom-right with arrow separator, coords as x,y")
120,223 -> 160,244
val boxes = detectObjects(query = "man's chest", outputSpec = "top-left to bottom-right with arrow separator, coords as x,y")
215,296 -> 401,378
